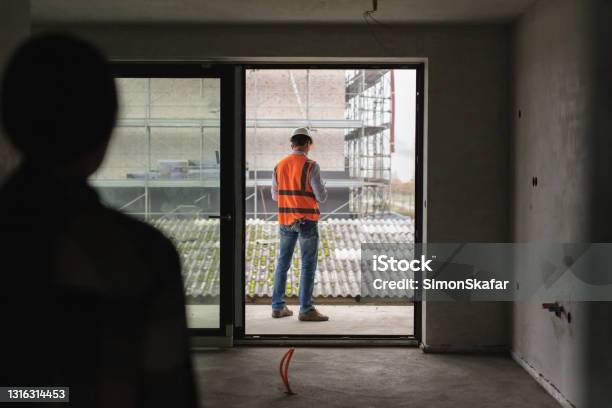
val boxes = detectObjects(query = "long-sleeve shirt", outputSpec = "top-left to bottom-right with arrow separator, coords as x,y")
271,150 -> 328,203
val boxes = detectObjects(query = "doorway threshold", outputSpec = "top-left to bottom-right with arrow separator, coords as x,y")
235,336 -> 418,347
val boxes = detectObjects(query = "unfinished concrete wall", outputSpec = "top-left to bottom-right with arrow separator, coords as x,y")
35,22 -> 512,349
0,0 -> 30,184
511,0 -> 612,406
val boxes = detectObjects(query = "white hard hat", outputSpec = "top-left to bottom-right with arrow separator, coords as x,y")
292,127 -> 311,137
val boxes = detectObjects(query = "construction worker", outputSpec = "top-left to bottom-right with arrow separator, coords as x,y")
271,128 -> 329,321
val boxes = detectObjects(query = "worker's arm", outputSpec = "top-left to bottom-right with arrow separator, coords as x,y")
309,162 -> 328,203
271,165 -> 278,202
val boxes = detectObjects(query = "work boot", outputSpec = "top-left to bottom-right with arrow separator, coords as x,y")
298,308 -> 329,322
272,306 -> 294,318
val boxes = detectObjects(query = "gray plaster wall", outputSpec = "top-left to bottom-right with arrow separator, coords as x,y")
0,0 -> 30,184
39,22 -> 513,349
511,0 -> 612,406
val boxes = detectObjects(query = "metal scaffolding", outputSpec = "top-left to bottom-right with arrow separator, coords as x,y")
246,69 -> 394,219
344,69 -> 393,216
247,69 -> 359,219
97,71 -> 397,220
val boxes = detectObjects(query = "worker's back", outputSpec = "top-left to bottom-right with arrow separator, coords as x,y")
270,130 -> 329,322
275,153 -> 320,225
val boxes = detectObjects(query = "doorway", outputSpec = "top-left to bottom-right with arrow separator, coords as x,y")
242,66 -> 423,339
97,63 -> 423,344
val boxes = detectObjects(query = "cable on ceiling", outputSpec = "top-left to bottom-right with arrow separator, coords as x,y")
362,0 -> 394,55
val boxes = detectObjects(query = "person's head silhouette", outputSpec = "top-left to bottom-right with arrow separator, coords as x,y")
1,33 -> 117,179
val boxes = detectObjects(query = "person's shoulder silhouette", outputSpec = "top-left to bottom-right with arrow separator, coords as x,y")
0,33 -> 198,408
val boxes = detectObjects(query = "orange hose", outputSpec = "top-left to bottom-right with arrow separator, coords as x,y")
279,348 -> 296,395
284,348 -> 295,394
279,350 -> 289,388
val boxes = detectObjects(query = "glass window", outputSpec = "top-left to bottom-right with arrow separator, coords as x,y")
90,77 -> 222,329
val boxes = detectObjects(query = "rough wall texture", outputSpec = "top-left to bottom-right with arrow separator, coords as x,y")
35,23 -> 512,348
0,0 -> 30,184
419,25 -> 511,350
512,0 -> 612,406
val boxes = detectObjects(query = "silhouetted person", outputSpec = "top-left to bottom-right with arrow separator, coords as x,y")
0,33 -> 198,408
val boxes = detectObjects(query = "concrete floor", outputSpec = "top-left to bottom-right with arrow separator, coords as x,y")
246,305 -> 414,336
186,304 -> 414,335
193,347 -> 559,408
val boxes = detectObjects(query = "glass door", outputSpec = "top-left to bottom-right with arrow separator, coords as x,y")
239,65 -> 422,341
90,65 -> 236,339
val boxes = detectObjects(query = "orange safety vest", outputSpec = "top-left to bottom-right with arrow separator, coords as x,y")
274,153 -> 320,225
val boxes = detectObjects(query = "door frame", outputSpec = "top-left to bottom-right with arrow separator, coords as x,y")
110,63 -> 238,340
235,63 -> 425,344
109,62 -> 426,345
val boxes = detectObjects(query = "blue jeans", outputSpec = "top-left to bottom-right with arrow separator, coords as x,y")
272,219 -> 319,315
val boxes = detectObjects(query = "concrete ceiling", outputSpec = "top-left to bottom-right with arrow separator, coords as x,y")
32,0 -> 537,25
